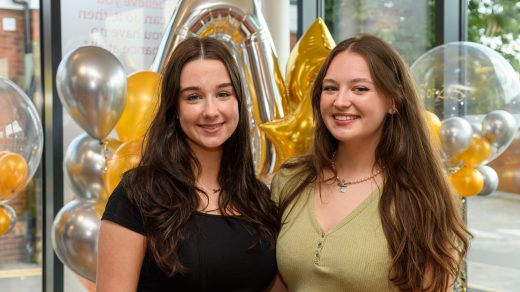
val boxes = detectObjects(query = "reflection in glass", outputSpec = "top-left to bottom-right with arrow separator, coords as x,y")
324,0 -> 436,64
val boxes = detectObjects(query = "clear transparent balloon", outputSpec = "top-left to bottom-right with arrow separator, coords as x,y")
411,42 -> 520,119
0,77 -> 44,188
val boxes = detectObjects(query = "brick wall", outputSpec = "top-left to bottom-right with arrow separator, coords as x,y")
0,8 -> 26,82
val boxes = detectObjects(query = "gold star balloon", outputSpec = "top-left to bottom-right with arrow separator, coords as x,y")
260,18 -> 335,170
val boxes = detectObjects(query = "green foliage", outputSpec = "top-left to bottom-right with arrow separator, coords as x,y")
468,0 -> 520,74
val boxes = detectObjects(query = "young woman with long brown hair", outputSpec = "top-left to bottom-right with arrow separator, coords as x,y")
97,37 -> 279,291
271,34 -> 470,291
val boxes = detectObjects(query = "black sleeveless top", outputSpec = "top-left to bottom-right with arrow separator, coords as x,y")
102,184 -> 277,292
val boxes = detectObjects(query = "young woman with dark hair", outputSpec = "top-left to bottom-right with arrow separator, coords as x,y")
97,37 -> 279,291
271,34 -> 470,291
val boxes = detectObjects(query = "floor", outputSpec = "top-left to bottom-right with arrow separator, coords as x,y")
467,191 -> 520,292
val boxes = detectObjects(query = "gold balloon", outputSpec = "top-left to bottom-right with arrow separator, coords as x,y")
115,71 -> 162,142
285,18 -> 335,113
104,140 -> 143,195
259,95 -> 314,170
449,167 -> 484,197
424,111 -> 441,149
453,134 -> 492,167
0,152 -> 28,200
0,206 -> 13,236
260,18 -> 335,169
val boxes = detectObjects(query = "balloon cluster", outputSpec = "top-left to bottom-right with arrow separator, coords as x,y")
52,46 -> 159,282
52,46 -> 123,282
412,41 -> 520,198
0,77 -> 44,237
426,110 -> 517,197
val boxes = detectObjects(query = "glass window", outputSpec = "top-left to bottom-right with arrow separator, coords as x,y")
59,2 -> 178,290
324,0 -> 436,65
466,1 -> 520,291
0,1 -> 43,291
468,0 -> 520,75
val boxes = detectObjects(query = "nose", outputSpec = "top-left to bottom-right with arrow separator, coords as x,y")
333,88 -> 352,109
202,97 -> 219,119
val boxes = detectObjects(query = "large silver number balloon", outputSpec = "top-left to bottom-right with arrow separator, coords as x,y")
482,110 -> 517,158
57,46 -> 127,140
64,134 -> 120,200
52,199 -> 103,282
151,0 -> 282,175
440,117 -> 473,158
476,165 -> 499,196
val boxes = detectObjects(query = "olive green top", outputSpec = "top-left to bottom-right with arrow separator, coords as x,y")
271,167 -> 399,292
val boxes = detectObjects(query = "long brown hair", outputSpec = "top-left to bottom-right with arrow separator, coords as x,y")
278,34 -> 470,291
123,37 -> 279,276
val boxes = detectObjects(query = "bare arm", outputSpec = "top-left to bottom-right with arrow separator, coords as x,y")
96,220 -> 147,292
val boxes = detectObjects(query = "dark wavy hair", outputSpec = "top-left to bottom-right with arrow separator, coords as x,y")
278,34 -> 470,291
123,37 -> 279,276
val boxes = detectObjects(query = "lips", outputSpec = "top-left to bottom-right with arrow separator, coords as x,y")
198,122 -> 225,133
333,114 -> 359,121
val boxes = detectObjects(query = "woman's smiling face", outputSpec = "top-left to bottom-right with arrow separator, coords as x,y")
319,51 -> 393,146
178,58 -> 239,153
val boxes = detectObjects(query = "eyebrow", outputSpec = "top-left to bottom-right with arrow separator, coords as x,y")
323,78 -> 373,84
179,83 -> 233,94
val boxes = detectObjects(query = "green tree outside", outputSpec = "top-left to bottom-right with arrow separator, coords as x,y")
468,0 -> 520,74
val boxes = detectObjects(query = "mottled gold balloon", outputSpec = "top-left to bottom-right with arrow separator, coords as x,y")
449,167 -> 484,197
115,71 -> 162,142
424,111 -> 441,149
285,18 -> 335,113
260,95 -> 313,170
104,140 -> 143,195
0,204 -> 16,237
260,18 -> 335,170
0,152 -> 28,200
453,134 -> 492,167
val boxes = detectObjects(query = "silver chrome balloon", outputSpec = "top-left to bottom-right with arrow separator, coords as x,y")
440,117 -> 473,158
57,46 -> 127,140
52,199 -> 103,282
476,165 -> 499,196
151,0 -> 281,175
0,203 -> 17,235
64,133 -> 120,200
482,110 -> 517,152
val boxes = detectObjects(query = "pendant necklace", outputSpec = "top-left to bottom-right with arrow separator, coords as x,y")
331,154 -> 383,193
197,181 -> 221,194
